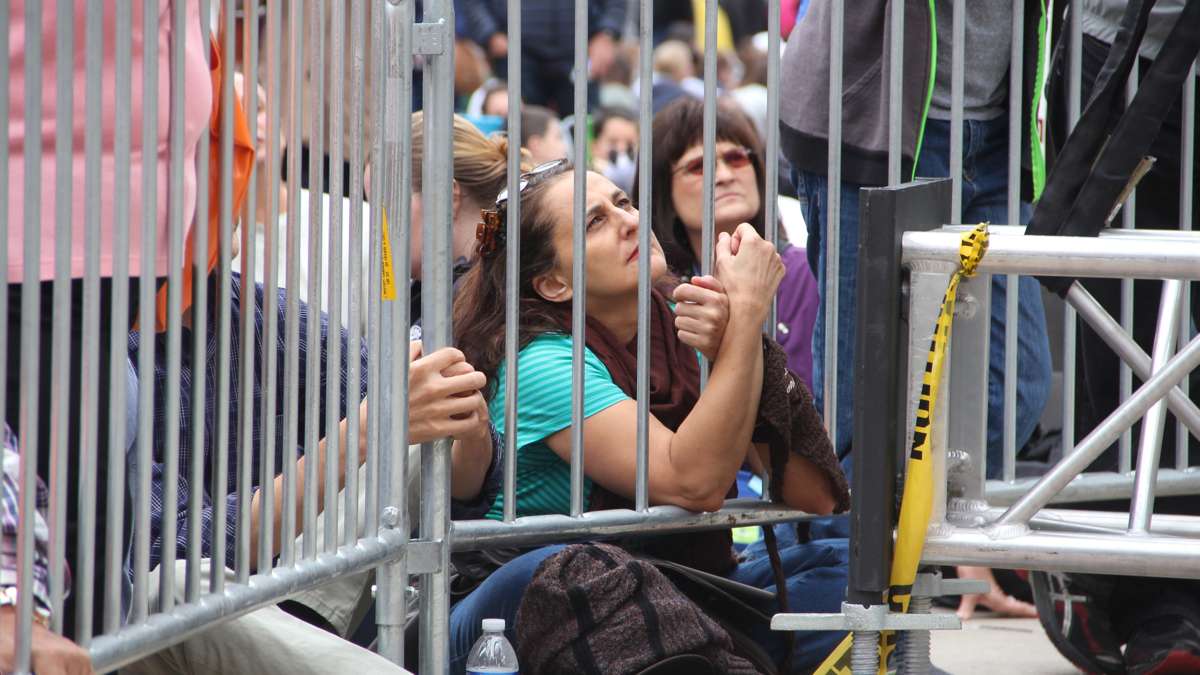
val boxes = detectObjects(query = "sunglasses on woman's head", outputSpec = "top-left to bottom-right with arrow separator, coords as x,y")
494,158 -> 570,210
673,146 -> 754,177
477,158 -> 570,259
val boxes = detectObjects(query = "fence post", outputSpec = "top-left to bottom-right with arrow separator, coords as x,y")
418,0 -> 456,671
850,178 -> 951,607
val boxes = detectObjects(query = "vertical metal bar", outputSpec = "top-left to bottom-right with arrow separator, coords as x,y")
1068,0 -> 1082,126
187,0 -> 212,605
569,0 -> 588,518
303,0 -> 326,561
635,0 -> 654,512
281,0 -> 305,568
764,0 -> 781,339
418,1 -> 455,670
365,0 -> 384,541
325,0 -> 348,554
1062,0 -> 1082,457
258,0 -> 282,576
377,0 -> 413,662
1129,280 -> 1184,532
824,0 -> 844,445
76,0 -> 105,640
503,0 -> 523,522
1179,60 -> 1196,470
211,0 -> 236,595
48,0 -> 75,631
16,0 -> 45,665
887,0 -> 903,186
133,0 -> 162,623
343,0 -> 366,547
1003,0 -> 1024,483
949,0 -> 964,226
105,0 -> 134,634
236,0 -> 260,584
1119,67 -> 1139,475
699,0 -> 716,388
159,0 -> 190,613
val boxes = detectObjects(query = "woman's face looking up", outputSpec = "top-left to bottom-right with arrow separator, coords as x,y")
538,170 -> 668,305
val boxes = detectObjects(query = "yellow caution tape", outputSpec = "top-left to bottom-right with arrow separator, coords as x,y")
381,207 -> 398,301
812,224 -> 989,675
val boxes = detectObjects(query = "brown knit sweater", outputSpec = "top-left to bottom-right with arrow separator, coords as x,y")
753,338 -> 851,513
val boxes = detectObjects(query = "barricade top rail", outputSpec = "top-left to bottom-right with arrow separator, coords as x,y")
903,227 -> 1200,279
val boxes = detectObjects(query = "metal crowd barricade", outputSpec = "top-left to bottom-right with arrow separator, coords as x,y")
5,1 -> 823,673
7,0 -> 1197,673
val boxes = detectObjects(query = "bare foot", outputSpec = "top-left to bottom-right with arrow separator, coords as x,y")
955,566 -> 1038,620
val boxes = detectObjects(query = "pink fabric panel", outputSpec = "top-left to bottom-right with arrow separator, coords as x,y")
8,0 -> 212,281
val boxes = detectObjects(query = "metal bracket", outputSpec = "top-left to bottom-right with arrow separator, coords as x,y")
404,540 -> 443,574
413,21 -> 449,56
771,602 -> 961,632
911,570 -> 990,598
771,572 -> 987,633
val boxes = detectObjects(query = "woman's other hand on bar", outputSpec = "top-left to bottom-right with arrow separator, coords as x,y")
672,275 -> 729,362
405,342 -> 489,445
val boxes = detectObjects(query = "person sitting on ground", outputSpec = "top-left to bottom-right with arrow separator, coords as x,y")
128,135 -> 504,672
447,160 -> 850,673
640,96 -> 819,388
128,276 -> 498,675
518,105 -> 568,165
0,424 -> 94,675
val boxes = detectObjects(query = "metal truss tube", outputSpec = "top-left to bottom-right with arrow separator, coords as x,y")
903,230 -> 1200,280
1130,280 -> 1185,533
922,529 -> 1200,580
997,332 -> 1200,527
1066,282 -> 1200,439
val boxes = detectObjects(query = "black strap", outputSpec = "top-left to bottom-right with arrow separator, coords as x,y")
1029,0 -> 1200,294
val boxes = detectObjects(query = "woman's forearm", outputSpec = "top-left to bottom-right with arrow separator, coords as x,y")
450,432 -> 494,501
666,312 -> 765,509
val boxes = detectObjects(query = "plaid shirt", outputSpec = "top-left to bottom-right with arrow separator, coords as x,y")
130,273 -> 501,572
0,424 -> 56,615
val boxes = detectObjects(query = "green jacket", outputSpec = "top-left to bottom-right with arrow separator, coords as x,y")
779,0 -> 1048,201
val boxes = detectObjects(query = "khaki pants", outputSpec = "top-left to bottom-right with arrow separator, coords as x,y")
122,558 -> 408,675
127,457 -> 421,675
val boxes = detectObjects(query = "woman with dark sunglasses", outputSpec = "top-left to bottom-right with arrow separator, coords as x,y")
448,159 -> 849,673
638,97 -> 820,390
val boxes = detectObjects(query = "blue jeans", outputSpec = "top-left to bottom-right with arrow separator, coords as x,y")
797,116 -> 1052,479
448,540 -> 849,673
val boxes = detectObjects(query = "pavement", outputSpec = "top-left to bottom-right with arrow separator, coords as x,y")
929,609 -> 1079,675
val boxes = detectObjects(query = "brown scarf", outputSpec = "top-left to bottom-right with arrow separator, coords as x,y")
557,288 -> 738,575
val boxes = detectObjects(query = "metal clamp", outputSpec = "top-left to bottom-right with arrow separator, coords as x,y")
404,540 -> 443,575
413,21 -> 449,55
911,570 -> 990,599
771,601 -> 961,633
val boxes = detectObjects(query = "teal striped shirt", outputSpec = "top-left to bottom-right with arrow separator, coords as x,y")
485,332 -> 629,519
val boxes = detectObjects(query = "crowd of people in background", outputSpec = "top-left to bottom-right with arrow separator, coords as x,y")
4,1 -> 1200,673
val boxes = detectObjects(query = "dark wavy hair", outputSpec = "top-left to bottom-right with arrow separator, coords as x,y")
452,163 -> 575,400
633,96 -> 769,275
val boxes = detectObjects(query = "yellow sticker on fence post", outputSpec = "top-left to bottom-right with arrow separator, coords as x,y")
381,207 -> 398,301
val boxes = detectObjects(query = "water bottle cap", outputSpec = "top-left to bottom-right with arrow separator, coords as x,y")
481,618 -> 506,632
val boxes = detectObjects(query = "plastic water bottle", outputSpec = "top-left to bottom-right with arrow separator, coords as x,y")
464,618 -> 519,674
